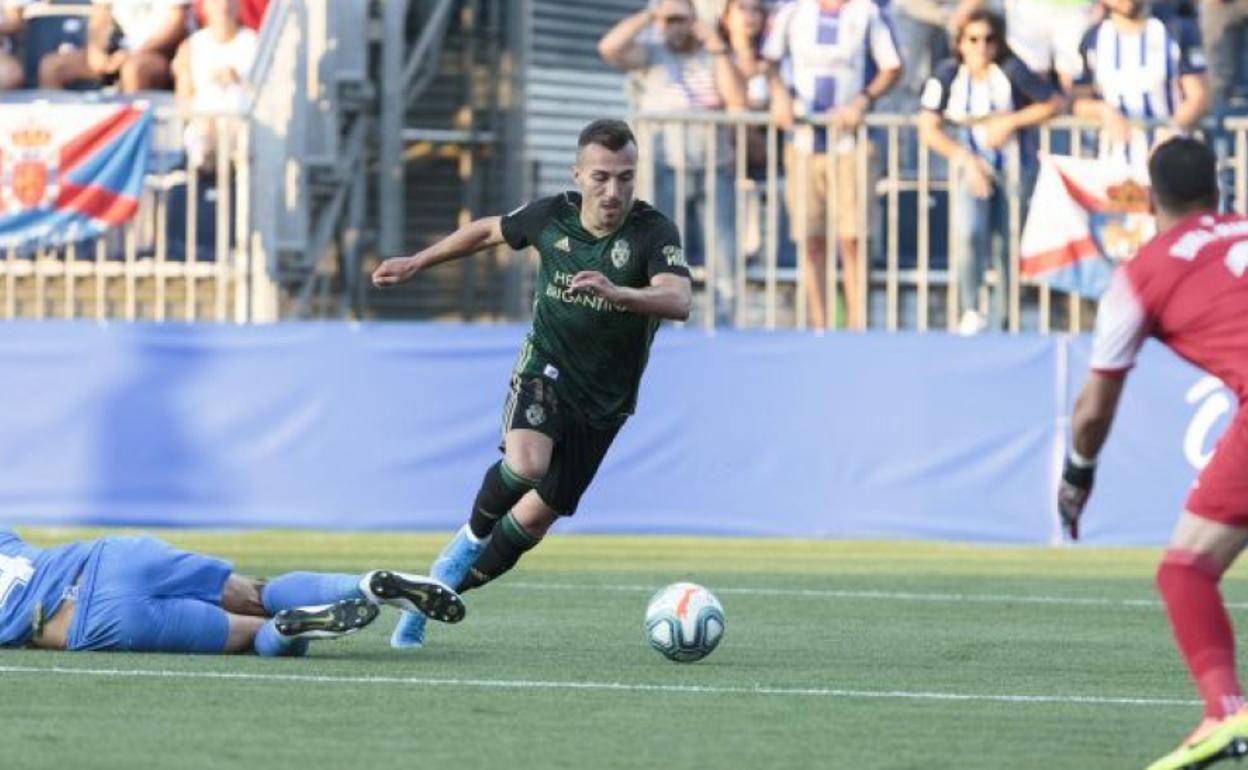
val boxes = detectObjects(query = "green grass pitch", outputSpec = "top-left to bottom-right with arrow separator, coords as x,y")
6,528 -> 1245,770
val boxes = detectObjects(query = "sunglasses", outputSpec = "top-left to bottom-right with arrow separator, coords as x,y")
660,14 -> 692,23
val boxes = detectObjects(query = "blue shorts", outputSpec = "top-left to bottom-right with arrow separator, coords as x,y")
67,536 -> 233,654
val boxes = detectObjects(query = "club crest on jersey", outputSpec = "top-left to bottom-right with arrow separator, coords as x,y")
610,239 -> 631,269
525,403 -> 546,427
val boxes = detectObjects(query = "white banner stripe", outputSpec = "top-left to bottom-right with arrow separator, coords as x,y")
502,582 -> 1248,609
0,665 -> 1199,707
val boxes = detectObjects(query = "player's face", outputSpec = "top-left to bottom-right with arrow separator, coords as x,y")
203,0 -> 239,26
728,0 -> 766,36
958,21 -> 999,71
574,142 -> 638,231
656,0 -> 695,50
1102,0 -> 1144,19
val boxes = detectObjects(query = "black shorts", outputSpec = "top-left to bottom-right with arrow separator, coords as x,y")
501,375 -> 621,516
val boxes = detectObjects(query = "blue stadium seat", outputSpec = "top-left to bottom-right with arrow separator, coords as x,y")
1235,27 -> 1248,107
165,173 -> 233,262
21,3 -> 91,88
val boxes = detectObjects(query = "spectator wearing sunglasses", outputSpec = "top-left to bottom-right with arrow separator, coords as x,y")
918,10 -> 1061,334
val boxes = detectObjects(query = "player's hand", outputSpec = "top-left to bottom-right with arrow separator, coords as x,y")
372,256 -> 421,288
212,67 -> 241,87
691,20 -> 728,54
1101,103 -> 1132,146
770,95 -> 795,132
568,270 -> 622,303
1057,454 -> 1096,541
958,152 -> 994,199
833,100 -> 866,131
983,114 -> 1016,150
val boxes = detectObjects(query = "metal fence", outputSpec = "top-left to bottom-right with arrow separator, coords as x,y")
634,111 -> 1248,333
5,105 -> 1244,328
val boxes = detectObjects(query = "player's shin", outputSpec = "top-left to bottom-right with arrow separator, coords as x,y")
458,511 -> 541,592
1158,549 -> 1246,718
469,460 -> 539,539
260,572 -> 363,614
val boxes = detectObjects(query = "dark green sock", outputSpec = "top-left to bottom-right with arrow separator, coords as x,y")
468,461 -> 538,539
459,512 -> 541,592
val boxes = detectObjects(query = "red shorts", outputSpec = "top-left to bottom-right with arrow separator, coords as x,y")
1187,410 -> 1248,525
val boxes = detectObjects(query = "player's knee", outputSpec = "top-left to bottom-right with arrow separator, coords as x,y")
120,55 -> 167,91
38,54 -> 65,88
505,455 -> 547,482
0,57 -> 23,90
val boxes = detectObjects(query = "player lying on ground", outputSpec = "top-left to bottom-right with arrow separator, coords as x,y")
0,528 -> 465,656
372,118 -> 692,649
1059,137 -> 1248,770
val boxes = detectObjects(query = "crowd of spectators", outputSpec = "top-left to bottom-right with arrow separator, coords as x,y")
601,0 -> 1248,330
0,0 -> 262,166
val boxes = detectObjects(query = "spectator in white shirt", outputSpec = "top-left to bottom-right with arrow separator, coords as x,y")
39,0 -> 190,92
0,0 -> 28,91
174,0 -> 257,168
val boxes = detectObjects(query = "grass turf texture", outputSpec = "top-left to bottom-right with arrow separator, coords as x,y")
5,528 -> 1244,770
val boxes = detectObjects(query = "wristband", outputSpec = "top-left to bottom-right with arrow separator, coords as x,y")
1068,448 -> 1097,469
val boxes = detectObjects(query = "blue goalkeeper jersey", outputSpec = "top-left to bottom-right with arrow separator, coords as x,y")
0,528 -> 97,647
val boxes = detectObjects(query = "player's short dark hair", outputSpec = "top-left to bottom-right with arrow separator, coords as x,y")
577,119 -> 636,154
1148,137 -> 1219,215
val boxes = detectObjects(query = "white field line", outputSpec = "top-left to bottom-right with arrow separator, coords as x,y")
0,665 -> 1200,708
505,581 -> 1248,610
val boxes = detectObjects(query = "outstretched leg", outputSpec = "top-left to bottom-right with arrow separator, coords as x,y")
391,427 -> 549,649
1146,512 -> 1248,770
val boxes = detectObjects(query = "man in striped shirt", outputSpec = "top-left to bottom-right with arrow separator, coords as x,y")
1070,0 -> 1209,171
763,0 -> 902,330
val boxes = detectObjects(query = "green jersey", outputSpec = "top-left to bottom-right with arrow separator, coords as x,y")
499,192 -> 690,427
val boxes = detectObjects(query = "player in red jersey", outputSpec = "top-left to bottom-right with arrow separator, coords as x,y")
1060,137 -> 1248,770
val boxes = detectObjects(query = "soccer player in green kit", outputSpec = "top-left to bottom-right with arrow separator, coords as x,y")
372,119 -> 693,648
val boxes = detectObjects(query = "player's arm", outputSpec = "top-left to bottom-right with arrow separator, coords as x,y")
1070,373 -> 1125,461
598,9 -> 653,71
1167,19 -> 1210,134
568,271 -> 692,321
372,216 -> 506,287
137,3 -> 189,55
1170,72 -> 1209,134
947,0 -> 986,34
86,4 -> 117,72
1058,269 -> 1150,540
760,5 -> 794,130
0,3 -> 23,38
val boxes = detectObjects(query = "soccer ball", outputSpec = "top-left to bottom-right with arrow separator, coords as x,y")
644,582 -> 725,662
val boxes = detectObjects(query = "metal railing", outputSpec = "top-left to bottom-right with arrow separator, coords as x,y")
634,111 -> 1248,333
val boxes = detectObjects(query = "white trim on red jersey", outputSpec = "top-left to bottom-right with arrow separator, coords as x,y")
1089,268 -> 1150,376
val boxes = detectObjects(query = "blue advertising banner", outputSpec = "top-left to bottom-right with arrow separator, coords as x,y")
0,322 -> 1230,544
